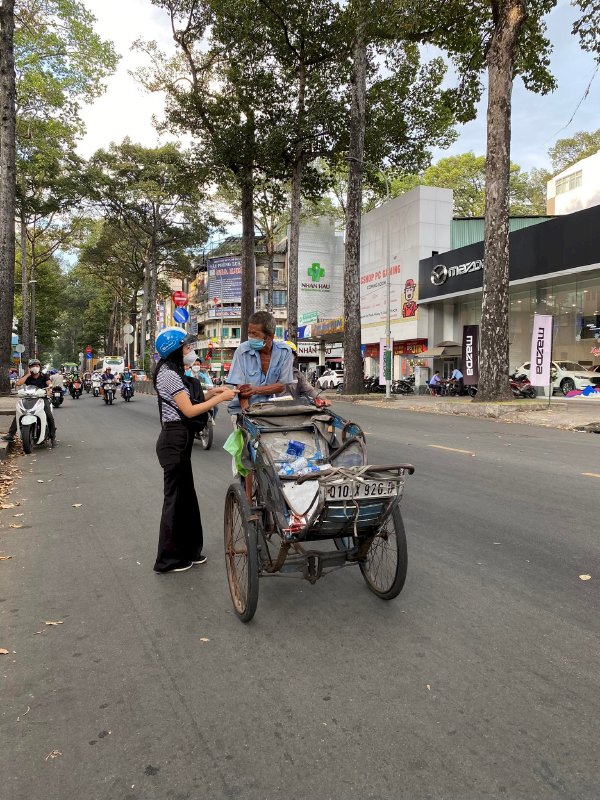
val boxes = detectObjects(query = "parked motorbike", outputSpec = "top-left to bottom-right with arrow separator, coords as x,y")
70,378 -> 82,399
51,386 -> 64,408
15,387 -> 53,453
509,373 -> 538,399
103,380 -> 117,405
83,378 -> 92,394
121,378 -> 134,402
195,408 -> 215,450
391,378 -> 414,395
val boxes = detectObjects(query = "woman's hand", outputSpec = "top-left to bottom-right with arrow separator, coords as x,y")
216,387 -> 237,403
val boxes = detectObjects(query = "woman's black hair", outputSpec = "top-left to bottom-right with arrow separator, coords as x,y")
153,345 -> 185,389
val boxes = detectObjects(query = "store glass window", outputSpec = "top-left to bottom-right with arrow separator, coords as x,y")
275,326 -> 284,339
222,327 -> 229,338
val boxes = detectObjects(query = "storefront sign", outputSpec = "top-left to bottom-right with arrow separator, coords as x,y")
208,306 -> 241,318
431,260 -> 483,286
312,317 -> 344,336
300,310 -> 318,324
207,256 -> 242,302
360,265 -> 402,325
529,314 -> 553,386
462,325 -> 479,385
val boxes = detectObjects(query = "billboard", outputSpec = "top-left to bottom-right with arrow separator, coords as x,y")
360,265 -> 403,326
462,325 -> 479,385
207,256 -> 242,303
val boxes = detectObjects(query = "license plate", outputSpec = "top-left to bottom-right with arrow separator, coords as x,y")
325,480 -> 398,501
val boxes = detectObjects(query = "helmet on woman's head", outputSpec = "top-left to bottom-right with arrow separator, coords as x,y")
155,327 -> 188,358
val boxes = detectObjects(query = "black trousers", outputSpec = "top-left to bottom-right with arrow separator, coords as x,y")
154,422 -> 204,572
8,398 -> 56,438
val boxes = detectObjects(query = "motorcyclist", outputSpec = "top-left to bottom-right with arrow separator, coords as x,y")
2,359 -> 56,443
100,366 -> 116,397
120,366 -> 134,398
49,369 -> 66,396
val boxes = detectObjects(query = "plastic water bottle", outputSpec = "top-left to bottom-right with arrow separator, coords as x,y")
289,457 -> 309,473
278,463 -> 295,477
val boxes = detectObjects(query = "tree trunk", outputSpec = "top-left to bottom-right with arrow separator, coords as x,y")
148,213 -> 159,359
0,0 -> 16,393
342,12 -> 367,395
240,166 -> 255,342
476,0 -> 526,402
28,233 -> 36,358
266,238 -> 274,312
20,208 -> 29,361
139,253 -> 150,370
287,158 -> 302,344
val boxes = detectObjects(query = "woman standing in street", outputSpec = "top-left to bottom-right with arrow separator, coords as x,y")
153,327 -> 236,574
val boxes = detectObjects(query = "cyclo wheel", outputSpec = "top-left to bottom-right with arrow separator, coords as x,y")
359,505 -> 407,600
224,483 -> 259,623
199,423 -> 213,450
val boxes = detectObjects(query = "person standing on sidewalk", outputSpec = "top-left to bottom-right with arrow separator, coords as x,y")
153,327 -> 236,574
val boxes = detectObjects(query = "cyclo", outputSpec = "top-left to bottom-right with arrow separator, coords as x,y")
224,398 -> 414,622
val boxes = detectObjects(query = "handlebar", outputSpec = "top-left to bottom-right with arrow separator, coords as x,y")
295,463 -> 415,484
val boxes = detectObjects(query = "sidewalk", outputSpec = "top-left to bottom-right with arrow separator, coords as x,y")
332,392 -> 600,433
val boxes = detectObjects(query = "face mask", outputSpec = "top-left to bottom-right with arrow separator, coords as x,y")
31,367 -> 40,374
248,338 -> 265,351
192,365 -> 201,373
183,351 -> 197,366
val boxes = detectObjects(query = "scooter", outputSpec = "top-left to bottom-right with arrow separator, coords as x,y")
15,387 -> 53,453
121,378 -> 134,402
509,373 -> 538,399
70,378 -> 82,399
91,376 -> 102,397
391,378 -> 414,395
51,386 -> 64,408
103,379 -> 117,405
83,378 -> 92,394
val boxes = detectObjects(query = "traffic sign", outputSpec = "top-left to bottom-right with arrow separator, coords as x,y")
123,324 -> 134,334
124,333 -> 134,345
173,307 -> 189,324
172,291 -> 188,307
85,345 -> 92,354
15,344 -> 25,353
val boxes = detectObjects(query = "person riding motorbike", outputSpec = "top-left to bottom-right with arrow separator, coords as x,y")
120,367 -> 134,398
100,366 -> 117,397
2,359 -> 56,443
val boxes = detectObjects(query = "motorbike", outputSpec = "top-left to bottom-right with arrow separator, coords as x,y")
509,373 -> 538,399
103,380 -> 117,405
83,378 -> 92,394
91,376 -> 102,397
391,378 -> 414,395
195,407 -> 215,450
15,387 -> 53,453
121,378 -> 134,402
51,386 -> 64,408
70,378 -> 82,399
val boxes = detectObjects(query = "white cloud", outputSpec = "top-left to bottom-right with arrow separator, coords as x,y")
77,0 -> 179,157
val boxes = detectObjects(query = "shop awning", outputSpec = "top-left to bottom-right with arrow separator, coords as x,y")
420,344 -> 462,358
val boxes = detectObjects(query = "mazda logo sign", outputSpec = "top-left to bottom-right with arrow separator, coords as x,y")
431,264 -> 448,286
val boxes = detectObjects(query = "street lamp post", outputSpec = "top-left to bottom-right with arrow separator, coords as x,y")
382,174 -> 392,400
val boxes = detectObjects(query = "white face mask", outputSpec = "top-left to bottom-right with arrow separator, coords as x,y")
191,365 -> 201,373
183,351 -> 197,366
31,366 -> 40,374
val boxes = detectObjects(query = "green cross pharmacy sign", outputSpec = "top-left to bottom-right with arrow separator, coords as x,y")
307,262 -> 325,281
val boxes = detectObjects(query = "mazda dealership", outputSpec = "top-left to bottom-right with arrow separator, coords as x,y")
418,203 -> 600,373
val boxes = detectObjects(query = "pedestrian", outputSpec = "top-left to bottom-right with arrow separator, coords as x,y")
449,365 -> 464,395
153,327 -> 236,574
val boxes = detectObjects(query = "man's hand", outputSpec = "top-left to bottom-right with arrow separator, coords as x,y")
237,383 -> 253,399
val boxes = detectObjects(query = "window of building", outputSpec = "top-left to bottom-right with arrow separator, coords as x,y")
272,290 -> 287,307
232,327 -> 241,338
555,170 -> 582,195
222,327 -> 229,338
275,326 -> 284,339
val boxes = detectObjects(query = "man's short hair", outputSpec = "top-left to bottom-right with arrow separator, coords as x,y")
248,310 -> 276,336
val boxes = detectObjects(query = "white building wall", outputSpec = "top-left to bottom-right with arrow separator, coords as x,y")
360,186 -> 453,345
547,150 -> 600,215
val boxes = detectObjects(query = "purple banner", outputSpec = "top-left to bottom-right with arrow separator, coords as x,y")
462,325 -> 479,385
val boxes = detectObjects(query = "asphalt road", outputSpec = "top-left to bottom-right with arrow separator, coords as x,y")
1,392 -> 599,800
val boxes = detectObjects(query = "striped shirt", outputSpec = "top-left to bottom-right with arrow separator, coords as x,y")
156,365 -> 189,422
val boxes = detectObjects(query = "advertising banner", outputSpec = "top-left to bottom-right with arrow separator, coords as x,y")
207,256 -> 242,302
379,338 -> 393,384
529,314 -> 553,386
360,265 -> 402,326
208,306 -> 241,318
462,325 -> 479,385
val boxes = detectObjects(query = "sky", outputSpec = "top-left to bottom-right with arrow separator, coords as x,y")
79,0 -> 600,173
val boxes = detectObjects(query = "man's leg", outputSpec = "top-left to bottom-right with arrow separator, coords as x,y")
44,399 -> 56,439
2,417 -> 17,441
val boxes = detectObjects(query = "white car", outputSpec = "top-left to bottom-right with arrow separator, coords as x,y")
516,360 -> 600,395
316,369 -> 344,389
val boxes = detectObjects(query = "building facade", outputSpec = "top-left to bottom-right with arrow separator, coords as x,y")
546,150 -> 600,216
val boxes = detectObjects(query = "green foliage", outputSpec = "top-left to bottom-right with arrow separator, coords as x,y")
548,128 -> 600,173
573,1 -> 600,62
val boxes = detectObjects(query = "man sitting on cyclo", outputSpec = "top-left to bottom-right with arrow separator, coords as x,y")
226,311 -> 294,415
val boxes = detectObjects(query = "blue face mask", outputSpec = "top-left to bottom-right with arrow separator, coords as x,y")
248,338 -> 265,351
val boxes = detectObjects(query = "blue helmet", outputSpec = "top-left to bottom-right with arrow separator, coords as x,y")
155,326 -> 187,358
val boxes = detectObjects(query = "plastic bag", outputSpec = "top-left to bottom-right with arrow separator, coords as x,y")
223,429 -> 250,477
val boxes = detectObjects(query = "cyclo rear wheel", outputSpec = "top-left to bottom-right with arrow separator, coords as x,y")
359,505 -> 407,600
224,483 -> 259,623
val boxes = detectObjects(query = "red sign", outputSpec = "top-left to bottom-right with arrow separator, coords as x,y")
85,345 -> 92,354
212,296 -> 220,306
172,291 -> 188,307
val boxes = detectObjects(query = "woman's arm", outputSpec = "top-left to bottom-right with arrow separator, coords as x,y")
172,387 -> 237,418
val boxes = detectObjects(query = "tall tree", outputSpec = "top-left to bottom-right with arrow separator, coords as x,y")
0,0 -> 16,394
548,127 -> 600,173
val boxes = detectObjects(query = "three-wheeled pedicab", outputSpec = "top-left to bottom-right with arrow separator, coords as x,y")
224,399 -> 414,622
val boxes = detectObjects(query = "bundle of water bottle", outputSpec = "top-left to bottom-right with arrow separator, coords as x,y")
273,439 -> 332,478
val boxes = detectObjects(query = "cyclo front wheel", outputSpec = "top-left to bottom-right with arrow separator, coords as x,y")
199,422 -> 213,450
224,483 -> 259,622
359,505 -> 407,600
